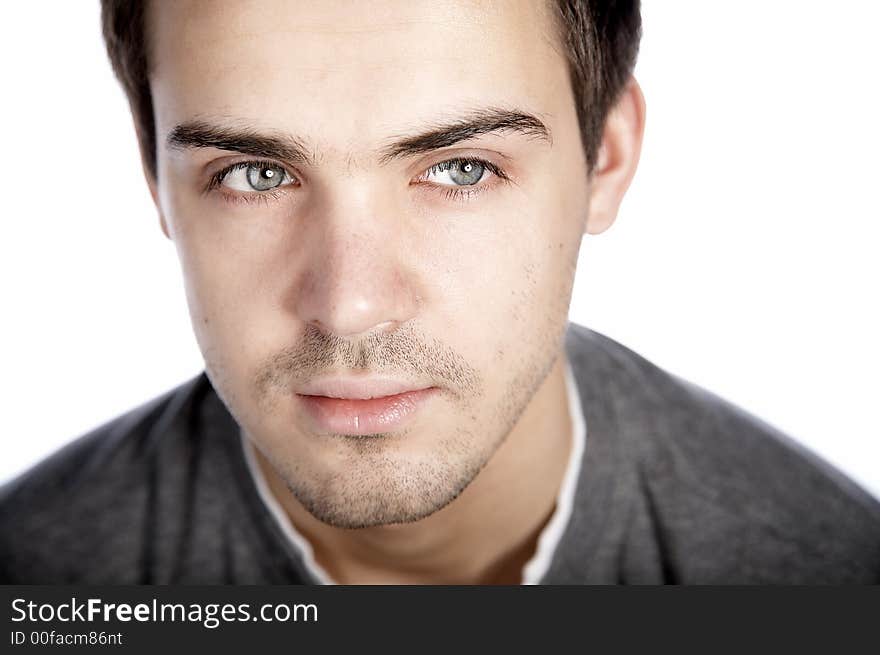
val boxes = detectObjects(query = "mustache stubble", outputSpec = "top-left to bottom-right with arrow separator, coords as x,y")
253,323 -> 483,409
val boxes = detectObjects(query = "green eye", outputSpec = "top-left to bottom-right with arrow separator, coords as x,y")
447,161 -> 484,185
215,161 -> 294,193
427,159 -> 487,186
245,164 -> 287,191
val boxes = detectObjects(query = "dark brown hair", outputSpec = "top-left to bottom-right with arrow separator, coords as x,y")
100,0 -> 641,179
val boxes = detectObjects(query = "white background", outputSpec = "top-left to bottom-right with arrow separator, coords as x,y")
1,2 -> 878,498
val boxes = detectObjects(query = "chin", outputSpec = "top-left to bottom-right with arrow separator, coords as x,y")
283,446 -> 487,529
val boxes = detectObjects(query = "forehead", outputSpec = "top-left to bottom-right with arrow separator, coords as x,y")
147,0 -> 570,153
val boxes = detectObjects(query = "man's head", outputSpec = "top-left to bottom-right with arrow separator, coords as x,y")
101,0 -> 644,529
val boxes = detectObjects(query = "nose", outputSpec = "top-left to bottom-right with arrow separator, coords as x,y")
291,185 -> 422,338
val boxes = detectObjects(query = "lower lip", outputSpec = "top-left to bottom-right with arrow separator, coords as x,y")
297,388 -> 437,436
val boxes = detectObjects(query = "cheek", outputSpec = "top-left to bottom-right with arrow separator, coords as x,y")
493,193 -> 582,323
164,194 -> 283,384
498,205 -> 583,367
436,230 -> 572,399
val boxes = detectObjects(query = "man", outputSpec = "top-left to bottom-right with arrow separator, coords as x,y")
1,0 -> 878,584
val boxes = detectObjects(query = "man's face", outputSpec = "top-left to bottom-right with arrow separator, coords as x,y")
148,0 -> 590,528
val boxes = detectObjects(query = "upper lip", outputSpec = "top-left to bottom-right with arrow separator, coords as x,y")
295,375 -> 434,400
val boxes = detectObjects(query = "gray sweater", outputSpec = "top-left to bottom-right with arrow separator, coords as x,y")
2,322 -> 878,583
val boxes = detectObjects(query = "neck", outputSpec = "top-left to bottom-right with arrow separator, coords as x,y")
255,351 -> 575,584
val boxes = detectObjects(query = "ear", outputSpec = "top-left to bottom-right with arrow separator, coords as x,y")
585,76 -> 646,235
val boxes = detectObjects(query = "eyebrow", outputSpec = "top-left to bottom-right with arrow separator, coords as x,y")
165,107 -> 552,166
376,107 -> 552,164
166,121 -> 316,166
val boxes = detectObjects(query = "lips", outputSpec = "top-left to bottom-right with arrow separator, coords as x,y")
295,377 -> 437,435
296,376 -> 432,400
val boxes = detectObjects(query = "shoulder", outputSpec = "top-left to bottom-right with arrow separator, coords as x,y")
0,375 -> 210,583
565,322 -> 880,582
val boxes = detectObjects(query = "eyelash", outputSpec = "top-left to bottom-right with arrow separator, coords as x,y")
204,156 -> 510,206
